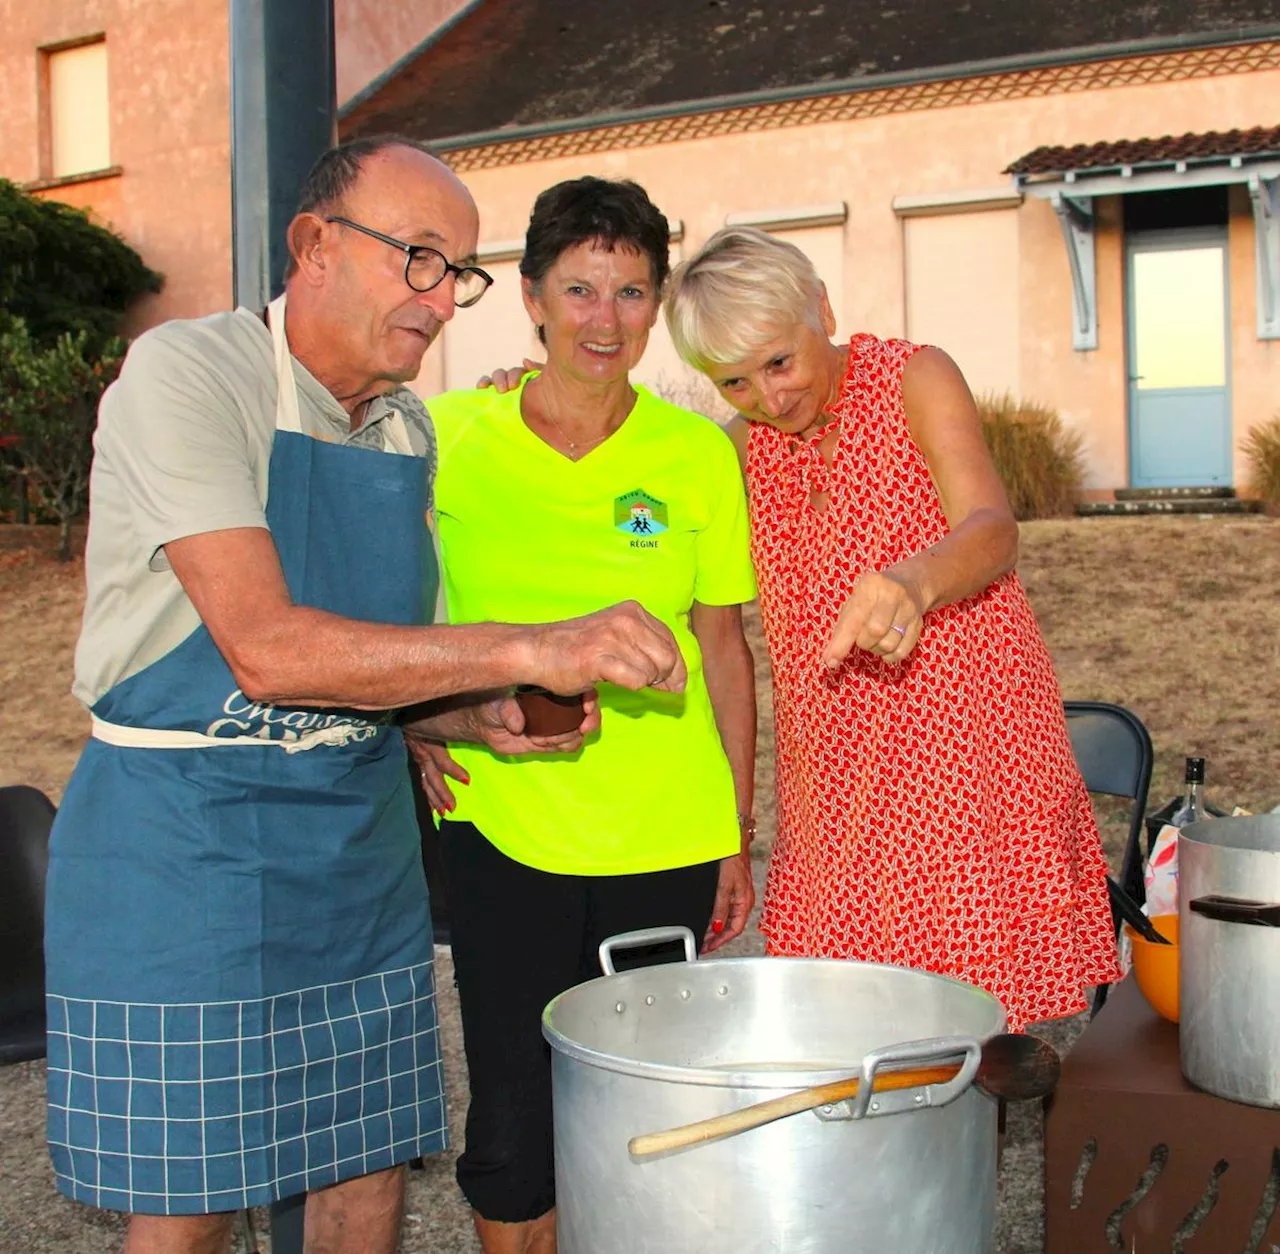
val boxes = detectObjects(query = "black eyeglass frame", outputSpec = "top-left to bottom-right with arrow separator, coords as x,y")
324,216 -> 493,307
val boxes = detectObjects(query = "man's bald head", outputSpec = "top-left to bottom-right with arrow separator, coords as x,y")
285,136 -> 473,278
281,135 -> 481,409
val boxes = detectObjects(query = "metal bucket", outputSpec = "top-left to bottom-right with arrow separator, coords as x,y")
1180,814 -> 1280,1108
542,927 -> 1007,1254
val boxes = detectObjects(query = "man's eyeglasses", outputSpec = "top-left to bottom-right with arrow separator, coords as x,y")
325,217 -> 493,308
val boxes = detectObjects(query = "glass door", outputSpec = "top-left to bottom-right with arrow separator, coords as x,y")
1126,230 -> 1231,487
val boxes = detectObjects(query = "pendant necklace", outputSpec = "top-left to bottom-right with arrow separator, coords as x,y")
540,400 -> 613,458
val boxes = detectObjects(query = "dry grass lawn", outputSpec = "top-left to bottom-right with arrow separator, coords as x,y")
1015,515 -> 1279,833
3,514 -> 1276,830
0,530 -> 89,802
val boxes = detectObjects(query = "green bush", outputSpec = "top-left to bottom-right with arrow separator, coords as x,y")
0,181 -> 159,543
0,458 -> 22,523
0,322 -> 124,558
1242,414 -> 1280,512
977,393 -> 1084,520
0,179 -> 162,352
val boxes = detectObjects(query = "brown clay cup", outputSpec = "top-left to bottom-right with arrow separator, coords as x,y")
515,686 -> 586,737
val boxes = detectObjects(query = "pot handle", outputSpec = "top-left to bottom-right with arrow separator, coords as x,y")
1189,894 -> 1280,928
845,1035 -> 983,1119
598,925 -> 699,976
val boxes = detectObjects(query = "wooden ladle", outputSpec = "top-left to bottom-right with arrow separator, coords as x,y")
628,1032 -> 1060,1161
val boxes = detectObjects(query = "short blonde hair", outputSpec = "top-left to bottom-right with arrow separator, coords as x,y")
664,226 -> 826,370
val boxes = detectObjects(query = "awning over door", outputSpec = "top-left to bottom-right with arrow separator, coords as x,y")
1006,126 -> 1280,347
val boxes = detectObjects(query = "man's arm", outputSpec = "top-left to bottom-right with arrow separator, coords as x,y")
166,527 -> 686,708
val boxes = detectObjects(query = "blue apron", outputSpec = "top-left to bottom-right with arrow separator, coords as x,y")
44,295 -> 446,1215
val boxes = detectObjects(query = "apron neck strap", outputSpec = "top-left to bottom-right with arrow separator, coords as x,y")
267,293 -> 303,436
267,292 -> 417,457
379,405 -> 416,457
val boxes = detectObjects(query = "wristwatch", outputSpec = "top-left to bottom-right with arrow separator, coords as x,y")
737,811 -> 757,843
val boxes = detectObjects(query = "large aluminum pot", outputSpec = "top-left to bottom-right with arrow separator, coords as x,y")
1180,814 -> 1280,1107
542,927 -> 1006,1254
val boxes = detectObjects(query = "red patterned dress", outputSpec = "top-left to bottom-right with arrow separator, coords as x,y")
748,334 -> 1120,1030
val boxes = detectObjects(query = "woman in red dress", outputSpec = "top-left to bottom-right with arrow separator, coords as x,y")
664,226 -> 1120,1030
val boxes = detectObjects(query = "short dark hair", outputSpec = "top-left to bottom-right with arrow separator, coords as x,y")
520,177 -> 670,293
284,134 -> 439,277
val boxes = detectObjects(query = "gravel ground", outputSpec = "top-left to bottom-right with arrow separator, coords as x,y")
0,849 -> 1087,1254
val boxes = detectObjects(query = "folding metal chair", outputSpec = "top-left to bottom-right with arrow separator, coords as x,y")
1063,701 -> 1154,1013
0,785 -> 54,1066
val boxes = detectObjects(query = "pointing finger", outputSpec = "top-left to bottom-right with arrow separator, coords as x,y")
824,595 -> 870,669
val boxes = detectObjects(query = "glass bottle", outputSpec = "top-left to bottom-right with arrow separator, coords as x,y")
1170,757 -> 1209,827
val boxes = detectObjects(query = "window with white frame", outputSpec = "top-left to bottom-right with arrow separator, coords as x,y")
46,39 -> 111,179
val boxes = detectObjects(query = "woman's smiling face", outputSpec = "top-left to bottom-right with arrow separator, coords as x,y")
704,292 -> 844,437
523,240 -> 660,384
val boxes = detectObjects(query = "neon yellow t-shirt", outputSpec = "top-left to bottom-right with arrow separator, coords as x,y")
429,379 -> 757,875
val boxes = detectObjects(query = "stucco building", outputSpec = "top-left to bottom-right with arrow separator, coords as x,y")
0,0 -> 472,329
3,1 -> 1277,495
343,0 -> 1280,497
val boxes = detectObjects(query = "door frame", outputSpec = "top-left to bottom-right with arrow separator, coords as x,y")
1124,225 -> 1232,488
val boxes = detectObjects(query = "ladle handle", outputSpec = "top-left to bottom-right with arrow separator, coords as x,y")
628,1063 -> 962,1160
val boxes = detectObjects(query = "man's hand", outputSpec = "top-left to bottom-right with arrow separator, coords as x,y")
477,359 -> 542,393
466,692 -> 599,754
527,602 -> 687,695
405,691 -> 599,813
703,851 -> 754,953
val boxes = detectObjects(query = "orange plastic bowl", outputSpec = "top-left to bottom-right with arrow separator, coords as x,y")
1125,912 -> 1180,1023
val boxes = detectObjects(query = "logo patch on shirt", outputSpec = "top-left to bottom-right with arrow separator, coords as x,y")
614,490 -> 667,546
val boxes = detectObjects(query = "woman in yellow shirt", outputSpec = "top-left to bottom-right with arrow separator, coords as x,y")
419,177 -> 757,1253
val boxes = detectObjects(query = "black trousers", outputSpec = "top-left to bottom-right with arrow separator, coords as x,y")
439,819 -> 719,1222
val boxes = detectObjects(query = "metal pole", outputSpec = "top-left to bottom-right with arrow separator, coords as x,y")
227,4 -> 335,1246
230,0 -> 336,311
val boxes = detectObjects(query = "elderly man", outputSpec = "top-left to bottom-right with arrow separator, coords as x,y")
44,136 -> 684,1254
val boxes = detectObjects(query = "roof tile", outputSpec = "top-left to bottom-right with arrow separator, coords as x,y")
343,0 -> 1279,143
1006,124 -> 1280,174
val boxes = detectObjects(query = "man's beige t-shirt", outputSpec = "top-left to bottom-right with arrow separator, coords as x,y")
73,307 -> 436,708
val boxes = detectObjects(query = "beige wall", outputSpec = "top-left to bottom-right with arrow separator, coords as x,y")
4,6 -> 1271,487
0,0 -> 233,327
431,65 -> 1280,490
440,255 -> 540,392
1016,194 -> 1130,489
1227,187 -> 1280,490
905,209 -> 1021,400
335,0 -> 472,106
